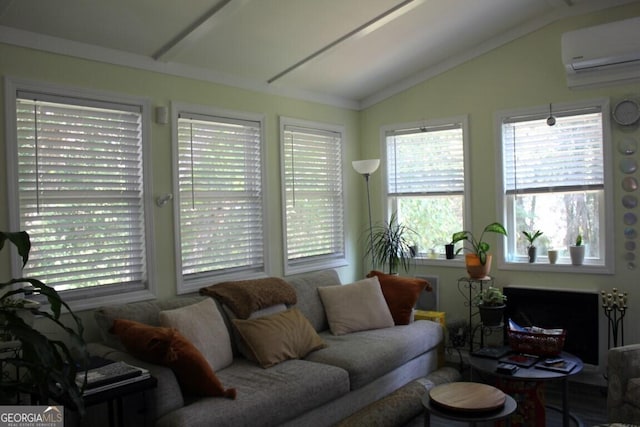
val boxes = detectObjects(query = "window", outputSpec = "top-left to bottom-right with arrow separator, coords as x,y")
5,79 -> 154,309
383,117 -> 469,258
280,117 -> 346,274
174,106 -> 266,293
497,100 -> 613,271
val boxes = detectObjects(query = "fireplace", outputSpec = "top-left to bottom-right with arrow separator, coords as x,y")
503,287 -> 599,365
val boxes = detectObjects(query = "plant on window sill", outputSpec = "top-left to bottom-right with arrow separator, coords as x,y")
522,230 -> 543,263
0,231 -> 88,413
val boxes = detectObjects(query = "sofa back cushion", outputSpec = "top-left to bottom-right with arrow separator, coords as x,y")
286,269 -> 341,332
94,296 -> 207,350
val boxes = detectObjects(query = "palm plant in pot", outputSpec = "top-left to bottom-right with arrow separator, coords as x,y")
473,286 -> 507,327
365,212 -> 418,274
522,230 -> 543,263
451,222 -> 507,279
1,231 -> 88,412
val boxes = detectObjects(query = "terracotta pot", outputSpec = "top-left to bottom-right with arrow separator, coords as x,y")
465,253 -> 492,279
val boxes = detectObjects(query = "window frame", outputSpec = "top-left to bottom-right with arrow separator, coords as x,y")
380,115 -> 471,264
495,98 -> 614,274
279,116 -> 347,275
4,77 -> 156,310
171,102 -> 268,294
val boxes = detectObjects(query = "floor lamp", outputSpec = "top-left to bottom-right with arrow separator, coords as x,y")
352,159 -> 380,272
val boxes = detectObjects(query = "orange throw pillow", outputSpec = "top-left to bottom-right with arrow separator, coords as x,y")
366,271 -> 431,325
110,319 -> 236,399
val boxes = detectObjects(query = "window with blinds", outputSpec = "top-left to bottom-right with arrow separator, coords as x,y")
384,118 -> 468,257
499,101 -> 611,268
175,112 -> 265,291
281,118 -> 346,274
11,92 -> 150,300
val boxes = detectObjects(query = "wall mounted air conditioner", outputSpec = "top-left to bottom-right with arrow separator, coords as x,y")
561,16 -> 640,88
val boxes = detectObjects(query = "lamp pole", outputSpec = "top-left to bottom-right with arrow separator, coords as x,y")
352,159 -> 380,273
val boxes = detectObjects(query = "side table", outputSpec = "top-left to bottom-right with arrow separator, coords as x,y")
422,382 -> 517,427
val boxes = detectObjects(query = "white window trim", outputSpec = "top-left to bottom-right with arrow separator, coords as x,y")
494,98 -> 615,275
4,77 -> 157,310
380,115 -> 471,266
171,102 -> 269,294
279,116 -> 348,275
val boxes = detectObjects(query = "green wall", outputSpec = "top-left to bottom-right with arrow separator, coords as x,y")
360,3 -> 640,358
0,43 -> 362,341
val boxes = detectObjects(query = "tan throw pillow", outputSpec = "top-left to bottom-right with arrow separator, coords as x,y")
232,308 -> 326,368
159,298 -> 233,371
318,276 -> 395,335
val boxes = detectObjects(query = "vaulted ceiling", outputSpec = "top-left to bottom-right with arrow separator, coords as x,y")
1,0 -> 636,109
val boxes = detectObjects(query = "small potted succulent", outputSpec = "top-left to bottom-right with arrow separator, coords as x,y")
473,286 -> 507,327
522,230 -> 543,263
569,234 -> 585,266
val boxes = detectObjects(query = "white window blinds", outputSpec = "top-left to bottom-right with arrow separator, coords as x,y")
15,96 -> 147,292
503,109 -> 604,194
176,114 -> 264,284
282,123 -> 345,272
386,124 -> 464,196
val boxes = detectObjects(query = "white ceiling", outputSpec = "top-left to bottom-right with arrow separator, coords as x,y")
0,0 -> 637,109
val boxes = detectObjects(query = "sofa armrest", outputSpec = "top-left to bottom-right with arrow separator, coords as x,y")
87,342 -> 184,420
608,344 -> 640,421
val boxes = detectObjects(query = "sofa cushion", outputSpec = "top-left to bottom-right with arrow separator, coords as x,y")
305,320 -> 443,390
367,270 -> 430,325
286,269 -> 342,332
94,296 -> 207,350
159,298 -> 233,371
318,277 -> 394,335
110,319 -> 236,398
232,308 -> 326,368
155,359 -> 350,427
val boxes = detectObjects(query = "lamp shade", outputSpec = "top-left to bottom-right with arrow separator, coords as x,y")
352,159 -> 380,175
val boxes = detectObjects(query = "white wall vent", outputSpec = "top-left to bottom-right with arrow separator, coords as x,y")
561,16 -> 640,88
415,275 -> 439,311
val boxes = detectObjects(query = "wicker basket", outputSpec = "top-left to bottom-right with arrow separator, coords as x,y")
508,329 -> 566,356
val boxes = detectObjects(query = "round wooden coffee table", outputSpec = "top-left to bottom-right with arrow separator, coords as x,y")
422,382 -> 517,426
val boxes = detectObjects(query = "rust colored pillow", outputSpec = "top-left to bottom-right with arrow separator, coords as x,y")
366,271 -> 431,325
110,319 -> 236,398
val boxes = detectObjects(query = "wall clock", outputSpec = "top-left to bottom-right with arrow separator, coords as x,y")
613,99 -> 640,126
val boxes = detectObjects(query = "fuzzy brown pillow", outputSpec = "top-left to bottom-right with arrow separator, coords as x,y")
110,319 -> 236,399
366,271 -> 431,325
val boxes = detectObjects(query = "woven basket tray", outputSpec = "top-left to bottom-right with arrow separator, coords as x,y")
508,329 -> 566,356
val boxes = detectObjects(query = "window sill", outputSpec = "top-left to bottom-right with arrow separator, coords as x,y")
499,261 -> 613,275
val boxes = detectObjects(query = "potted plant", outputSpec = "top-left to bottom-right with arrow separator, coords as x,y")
569,234 -> 585,266
0,231 -> 88,412
473,286 -> 507,327
522,230 -> 543,263
365,212 -> 418,274
451,222 -> 508,279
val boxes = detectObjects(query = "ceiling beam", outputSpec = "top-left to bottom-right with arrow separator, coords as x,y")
153,0 -> 251,62
267,0 -> 422,84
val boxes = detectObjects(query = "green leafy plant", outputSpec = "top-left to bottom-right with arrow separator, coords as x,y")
473,286 -> 507,307
522,230 -> 543,247
1,231 -> 88,412
451,222 -> 508,265
575,234 -> 583,246
365,212 -> 418,274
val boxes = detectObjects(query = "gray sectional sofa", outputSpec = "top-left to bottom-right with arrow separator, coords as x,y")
89,269 -> 443,427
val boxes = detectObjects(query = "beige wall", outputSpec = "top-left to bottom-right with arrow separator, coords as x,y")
360,2 -> 640,364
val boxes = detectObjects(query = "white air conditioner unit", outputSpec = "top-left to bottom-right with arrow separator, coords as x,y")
561,16 -> 640,88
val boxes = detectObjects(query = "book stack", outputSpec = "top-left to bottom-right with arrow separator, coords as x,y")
77,357 -> 150,396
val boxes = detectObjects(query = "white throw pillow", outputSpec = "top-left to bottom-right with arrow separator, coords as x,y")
318,276 -> 394,335
159,298 -> 233,371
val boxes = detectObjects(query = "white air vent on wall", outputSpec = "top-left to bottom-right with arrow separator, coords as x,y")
561,16 -> 640,88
